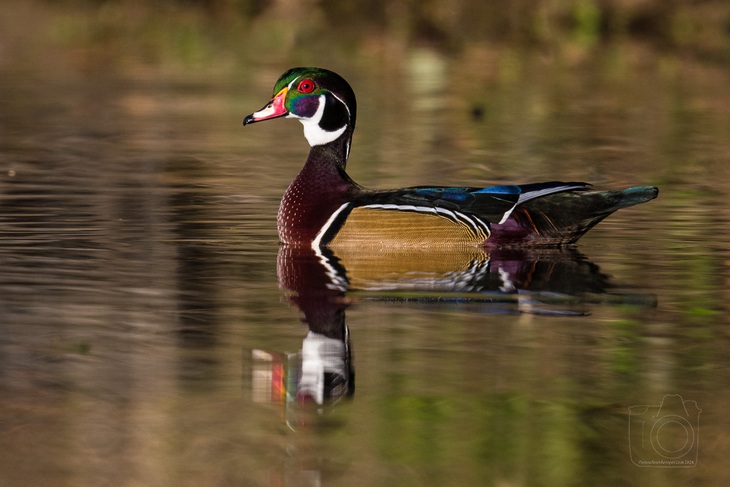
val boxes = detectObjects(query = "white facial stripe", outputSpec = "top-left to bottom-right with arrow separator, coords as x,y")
297,95 -> 347,146
331,92 -> 351,120
287,76 -> 353,147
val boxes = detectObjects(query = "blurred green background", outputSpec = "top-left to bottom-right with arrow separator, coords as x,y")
2,0 -> 728,76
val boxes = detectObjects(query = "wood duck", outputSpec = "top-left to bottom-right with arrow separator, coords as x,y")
243,67 -> 658,248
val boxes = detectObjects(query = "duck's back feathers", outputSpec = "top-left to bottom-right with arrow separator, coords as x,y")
354,181 -> 588,222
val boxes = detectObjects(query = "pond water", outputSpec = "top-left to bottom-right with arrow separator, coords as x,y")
1,23 -> 730,487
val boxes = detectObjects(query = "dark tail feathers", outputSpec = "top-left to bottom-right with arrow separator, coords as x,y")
504,185 -> 659,246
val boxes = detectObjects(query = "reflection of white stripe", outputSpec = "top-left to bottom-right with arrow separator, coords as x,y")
312,203 -> 351,290
313,245 -> 348,291
312,202 -> 351,249
357,257 -> 491,292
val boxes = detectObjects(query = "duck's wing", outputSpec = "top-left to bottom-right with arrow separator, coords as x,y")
353,181 -> 590,222
314,181 -> 590,247
491,185 -> 659,245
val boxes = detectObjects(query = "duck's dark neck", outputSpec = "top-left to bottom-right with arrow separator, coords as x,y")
302,126 -> 357,188
312,124 -> 353,168
277,132 -> 359,245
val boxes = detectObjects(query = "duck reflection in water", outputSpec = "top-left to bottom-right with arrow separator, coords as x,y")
256,245 -> 655,409
276,246 -> 355,408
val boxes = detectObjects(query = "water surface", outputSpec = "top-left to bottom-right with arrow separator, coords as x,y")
1,28 -> 730,487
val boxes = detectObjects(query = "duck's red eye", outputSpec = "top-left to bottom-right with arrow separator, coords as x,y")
297,79 -> 315,93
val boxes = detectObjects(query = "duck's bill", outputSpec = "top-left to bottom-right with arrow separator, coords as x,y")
243,87 -> 289,125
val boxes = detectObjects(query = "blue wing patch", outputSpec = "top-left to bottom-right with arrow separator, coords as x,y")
474,185 -> 522,195
412,187 -> 473,203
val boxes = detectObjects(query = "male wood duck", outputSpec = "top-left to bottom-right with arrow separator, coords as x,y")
243,67 -> 658,248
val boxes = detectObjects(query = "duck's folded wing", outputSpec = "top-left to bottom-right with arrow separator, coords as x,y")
354,181 -> 590,223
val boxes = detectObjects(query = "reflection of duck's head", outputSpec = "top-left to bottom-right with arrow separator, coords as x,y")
275,245 -> 653,404
297,329 -> 352,405
277,246 -> 354,405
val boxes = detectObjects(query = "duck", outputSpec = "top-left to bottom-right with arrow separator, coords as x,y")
243,67 -> 658,248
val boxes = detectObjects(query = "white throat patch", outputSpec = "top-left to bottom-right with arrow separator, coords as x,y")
295,95 -> 347,147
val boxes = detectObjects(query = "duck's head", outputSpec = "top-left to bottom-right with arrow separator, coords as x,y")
243,67 -> 357,149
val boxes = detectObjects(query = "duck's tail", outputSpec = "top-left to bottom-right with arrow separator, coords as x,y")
489,186 -> 659,246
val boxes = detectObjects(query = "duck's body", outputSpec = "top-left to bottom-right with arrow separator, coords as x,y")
244,67 -> 658,248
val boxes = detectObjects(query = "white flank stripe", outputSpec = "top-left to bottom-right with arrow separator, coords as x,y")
312,203 -> 351,290
365,204 -> 437,214
312,202 -> 351,249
